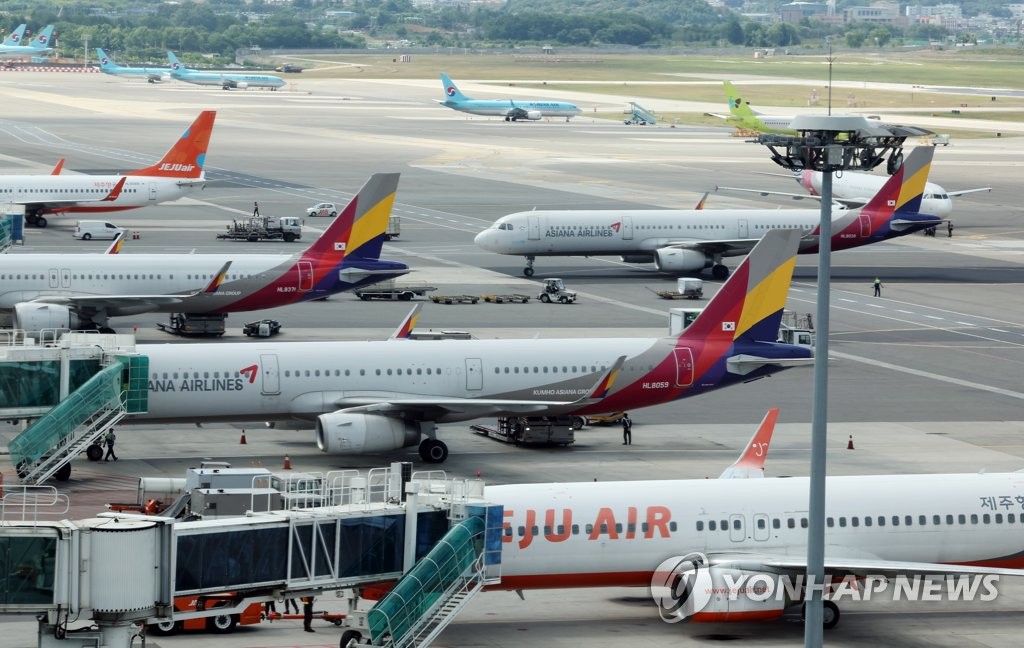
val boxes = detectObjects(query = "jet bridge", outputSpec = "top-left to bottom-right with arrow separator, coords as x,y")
1,332 -> 148,484
0,463 -> 503,648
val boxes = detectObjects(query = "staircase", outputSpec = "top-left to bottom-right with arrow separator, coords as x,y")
9,363 -> 127,484
368,516 -> 486,648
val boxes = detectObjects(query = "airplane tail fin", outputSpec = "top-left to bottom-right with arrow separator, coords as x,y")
718,408 -> 779,479
167,51 -> 186,74
724,81 -> 761,119
30,25 -> 54,50
302,173 -> 401,265
126,111 -> 215,179
857,147 -> 936,236
440,72 -> 469,102
4,24 -> 26,46
680,228 -> 802,349
390,304 -> 423,340
96,48 -> 116,70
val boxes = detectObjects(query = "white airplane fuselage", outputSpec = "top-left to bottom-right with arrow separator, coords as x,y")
442,99 -> 581,119
173,72 -> 284,89
490,473 -> 1024,590
5,174 -> 199,214
805,172 -> 953,218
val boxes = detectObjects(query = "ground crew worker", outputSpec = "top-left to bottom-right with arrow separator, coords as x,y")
302,596 -> 314,632
103,429 -> 118,461
253,201 -> 260,217
948,221 -> 954,237
621,413 -> 632,445
873,277 -> 883,297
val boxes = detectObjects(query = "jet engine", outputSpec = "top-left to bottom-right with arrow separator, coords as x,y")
12,303 -> 86,334
620,254 -> 655,264
525,110 -> 542,121
316,412 -> 420,454
653,247 -> 709,274
235,82 -> 248,89
652,557 -> 790,625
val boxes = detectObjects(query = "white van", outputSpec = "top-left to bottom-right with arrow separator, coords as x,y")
73,221 -> 124,241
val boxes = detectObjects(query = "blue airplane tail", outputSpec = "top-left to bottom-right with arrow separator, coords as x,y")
167,51 -> 187,74
96,48 -> 116,70
3,24 -> 26,47
29,26 -> 54,50
440,72 -> 468,103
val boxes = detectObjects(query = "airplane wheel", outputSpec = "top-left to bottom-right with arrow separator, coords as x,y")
822,600 -> 840,629
340,629 -> 363,648
86,444 -> 103,461
711,265 -> 729,280
37,216 -> 47,228
54,462 -> 72,482
571,416 -> 585,430
524,267 -> 534,277
419,439 -> 448,464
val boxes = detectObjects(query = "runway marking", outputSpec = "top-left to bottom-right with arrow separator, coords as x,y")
956,322 -> 974,326
831,350 -> 1024,402
925,315 -> 945,320
989,328 -> 1009,333
898,309 -> 915,314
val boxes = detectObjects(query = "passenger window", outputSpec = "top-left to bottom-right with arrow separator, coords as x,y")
708,521 -> 716,531
696,521 -> 704,531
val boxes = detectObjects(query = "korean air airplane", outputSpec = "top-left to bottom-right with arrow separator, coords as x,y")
438,72 -> 581,122
489,410 -> 1024,630
0,25 -> 54,57
475,145 -> 941,278
2,24 -> 27,47
126,229 -> 812,464
4,111 -> 215,228
2,174 -> 408,334
167,51 -> 285,90
95,48 -> 172,83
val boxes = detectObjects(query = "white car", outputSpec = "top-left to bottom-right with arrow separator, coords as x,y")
306,202 -> 338,218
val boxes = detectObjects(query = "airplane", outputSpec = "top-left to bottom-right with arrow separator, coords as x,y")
437,72 -> 582,122
0,25 -> 54,58
95,48 -> 172,83
167,52 -> 285,91
488,410 -> 1024,630
5,110 -> 215,228
474,145 -> 941,278
717,167 -> 992,220
126,228 -> 812,464
2,24 -> 26,47
1,173 -> 409,334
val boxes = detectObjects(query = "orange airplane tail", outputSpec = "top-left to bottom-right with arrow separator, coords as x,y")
127,111 -> 216,179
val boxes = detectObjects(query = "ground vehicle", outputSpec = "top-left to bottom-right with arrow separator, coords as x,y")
73,220 -> 123,240
276,63 -> 303,73
355,279 -> 436,301
242,319 -> 281,337
585,412 -> 627,426
472,415 -> 582,446
148,595 -> 263,635
649,277 -> 703,300
538,278 -> 576,304
217,216 -> 302,242
306,203 -> 400,240
157,313 -> 226,336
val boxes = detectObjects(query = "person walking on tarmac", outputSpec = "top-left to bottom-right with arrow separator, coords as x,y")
103,429 -> 118,461
302,596 -> 315,632
621,413 -> 632,445
948,220 -> 954,237
253,201 -> 260,218
873,277 -> 883,297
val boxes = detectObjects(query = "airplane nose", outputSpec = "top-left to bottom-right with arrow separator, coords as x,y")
474,229 -> 496,251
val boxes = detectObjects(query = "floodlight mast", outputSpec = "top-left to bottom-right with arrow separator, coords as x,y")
754,115 -> 878,647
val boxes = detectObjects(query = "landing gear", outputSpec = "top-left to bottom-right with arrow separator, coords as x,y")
802,600 -> 841,630
523,256 -> 535,277
418,438 -> 449,464
25,212 -> 47,228
711,264 -> 729,280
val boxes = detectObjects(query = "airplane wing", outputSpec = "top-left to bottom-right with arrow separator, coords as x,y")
329,355 -> 627,421
17,177 -> 127,209
706,552 -> 1024,580
946,187 -> 992,198
715,185 -> 860,209
661,238 -> 765,259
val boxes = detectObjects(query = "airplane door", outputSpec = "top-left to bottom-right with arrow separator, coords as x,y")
149,182 -> 157,201
621,215 -> 633,240
61,268 -> 71,288
753,513 -> 770,541
859,213 -> 871,237
298,261 -> 313,292
737,219 -> 748,238
672,347 -> 693,387
260,354 -> 281,395
48,268 -> 59,288
728,514 -> 744,543
528,215 -> 541,241
465,358 -> 482,391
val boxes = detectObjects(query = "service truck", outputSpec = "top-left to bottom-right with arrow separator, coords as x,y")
217,216 -> 302,242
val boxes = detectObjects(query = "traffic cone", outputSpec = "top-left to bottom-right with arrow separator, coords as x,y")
283,455 -> 292,470
240,429 -> 247,445
847,435 -> 855,450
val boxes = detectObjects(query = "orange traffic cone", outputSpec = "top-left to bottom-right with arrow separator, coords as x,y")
240,429 -> 247,445
283,455 -> 292,470
847,435 -> 855,450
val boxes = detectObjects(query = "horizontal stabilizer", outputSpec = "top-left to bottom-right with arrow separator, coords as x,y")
727,354 -> 815,376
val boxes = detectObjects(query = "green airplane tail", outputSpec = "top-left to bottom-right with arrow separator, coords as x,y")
723,81 -> 760,120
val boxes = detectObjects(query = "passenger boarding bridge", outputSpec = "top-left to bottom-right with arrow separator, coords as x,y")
0,463 -> 503,648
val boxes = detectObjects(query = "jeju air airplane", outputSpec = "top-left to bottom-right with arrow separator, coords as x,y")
7,110 -> 216,227
488,408 -> 1024,630
475,145 -> 940,278
3,173 -> 408,334
123,228 -> 811,465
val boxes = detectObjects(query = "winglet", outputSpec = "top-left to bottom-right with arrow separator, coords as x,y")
102,176 -> 128,200
105,232 -> 125,255
575,355 -> 626,405
126,111 -> 215,179
694,191 -> 709,210
204,261 -> 232,293
51,158 -> 64,175
390,303 -> 422,340
719,408 -> 779,479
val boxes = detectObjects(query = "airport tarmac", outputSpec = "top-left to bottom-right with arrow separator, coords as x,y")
1,70 -> 1023,646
